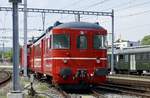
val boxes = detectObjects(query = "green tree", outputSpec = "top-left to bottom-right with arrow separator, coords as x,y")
4,50 -> 13,60
141,35 -> 150,45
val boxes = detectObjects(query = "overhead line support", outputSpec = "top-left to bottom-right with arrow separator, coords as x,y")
0,7 -> 112,16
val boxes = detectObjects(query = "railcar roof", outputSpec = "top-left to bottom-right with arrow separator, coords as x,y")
107,45 -> 150,54
54,22 -> 104,29
116,46 -> 150,54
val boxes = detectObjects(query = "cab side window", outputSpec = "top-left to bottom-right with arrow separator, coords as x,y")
93,35 -> 107,49
94,35 -> 102,49
49,35 -> 51,49
77,35 -> 87,49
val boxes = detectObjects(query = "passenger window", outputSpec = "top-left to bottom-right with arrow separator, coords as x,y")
124,54 -> 128,62
148,53 -> 150,59
77,35 -> 87,49
119,54 -> 123,60
143,53 -> 147,60
136,54 -> 140,60
140,54 -> 143,60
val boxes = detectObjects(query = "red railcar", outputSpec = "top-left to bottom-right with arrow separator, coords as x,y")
20,47 -> 24,68
23,22 -> 108,86
20,45 -> 31,72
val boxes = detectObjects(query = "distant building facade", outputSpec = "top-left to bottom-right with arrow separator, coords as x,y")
0,47 -> 12,52
108,39 -> 140,49
114,39 -> 140,49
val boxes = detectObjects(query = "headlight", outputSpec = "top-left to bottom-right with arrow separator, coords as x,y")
63,59 -> 68,64
96,59 -> 100,63
90,73 -> 94,77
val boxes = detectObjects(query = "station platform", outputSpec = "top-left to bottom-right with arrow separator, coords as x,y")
107,75 -> 150,87
0,66 -> 13,69
0,64 -> 13,71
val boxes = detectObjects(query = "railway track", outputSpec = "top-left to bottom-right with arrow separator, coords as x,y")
95,83 -> 150,98
48,84 -> 105,98
58,89 -> 71,98
32,74 -> 150,98
109,74 -> 150,79
58,89 -> 106,98
36,77 -> 96,98
0,70 -> 11,86
52,87 -> 71,98
91,89 -> 106,98
107,82 -> 150,92
108,74 -> 150,88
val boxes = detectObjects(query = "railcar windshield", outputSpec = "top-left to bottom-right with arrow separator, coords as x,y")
94,35 -> 107,49
52,34 -> 70,49
77,35 -> 87,49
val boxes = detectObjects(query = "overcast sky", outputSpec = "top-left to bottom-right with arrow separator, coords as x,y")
0,0 -> 150,47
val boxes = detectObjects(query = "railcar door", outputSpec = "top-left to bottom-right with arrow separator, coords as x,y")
130,54 -> 136,71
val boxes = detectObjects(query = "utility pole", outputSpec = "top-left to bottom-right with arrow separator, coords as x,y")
42,12 -> 45,31
7,0 -> 24,98
23,0 -> 27,77
110,9 -> 115,74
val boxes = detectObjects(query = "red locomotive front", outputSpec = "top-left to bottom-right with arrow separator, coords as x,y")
21,22 -> 108,87
45,22 -> 108,85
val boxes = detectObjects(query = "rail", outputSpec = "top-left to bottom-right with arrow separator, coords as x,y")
52,87 -> 71,98
91,89 -> 106,98
0,71 -> 11,86
96,83 -> 150,98
108,75 -> 150,88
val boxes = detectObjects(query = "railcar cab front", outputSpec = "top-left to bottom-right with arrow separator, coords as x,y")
49,22 -> 107,84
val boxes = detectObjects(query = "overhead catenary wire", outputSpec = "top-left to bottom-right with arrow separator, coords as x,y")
77,0 -> 113,21
56,0 -> 108,21
81,0 -> 135,20
81,0 -> 150,21
61,0 -> 86,9
94,0 -> 150,13
0,36 -> 35,40
100,0 -> 138,11
82,7 -> 150,22
0,28 -> 44,31
117,9 -> 150,18
116,0 -> 150,12
86,0 -> 111,8
81,0 -> 111,10
116,23 -> 150,31
58,0 -> 93,21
